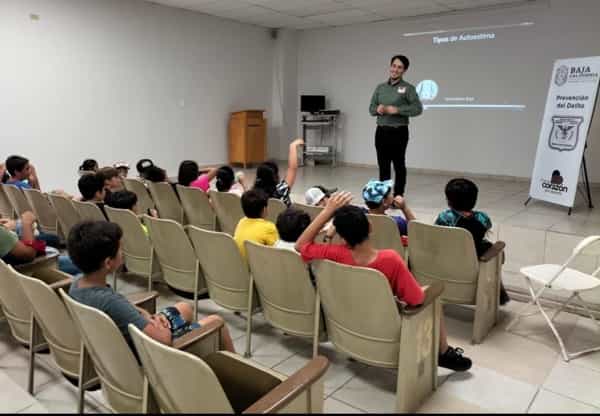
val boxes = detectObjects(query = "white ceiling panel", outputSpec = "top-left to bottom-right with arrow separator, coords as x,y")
146,0 -> 535,29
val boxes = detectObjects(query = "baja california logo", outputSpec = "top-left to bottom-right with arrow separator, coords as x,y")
554,65 -> 569,86
548,116 -> 584,152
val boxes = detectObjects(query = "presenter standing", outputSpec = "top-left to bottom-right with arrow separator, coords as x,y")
369,55 -> 423,196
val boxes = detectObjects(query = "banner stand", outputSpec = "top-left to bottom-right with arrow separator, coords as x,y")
525,143 -> 594,215
527,56 -> 600,215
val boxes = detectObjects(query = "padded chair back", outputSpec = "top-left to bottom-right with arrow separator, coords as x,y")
208,191 -> 244,235
291,202 -> 323,221
105,207 -> 160,280
408,221 -> 479,304
144,215 -> 205,294
312,260 -> 402,367
176,185 -> 216,230
128,325 -> 234,413
72,200 -> 106,222
48,193 -> 81,239
0,260 -> 34,344
60,289 -> 144,413
18,271 -> 81,377
187,226 -> 250,311
147,182 -> 183,223
266,198 -> 287,224
0,185 -> 15,218
4,184 -> 32,215
123,178 -> 155,215
246,242 -> 319,338
368,214 -> 406,258
23,189 -> 59,235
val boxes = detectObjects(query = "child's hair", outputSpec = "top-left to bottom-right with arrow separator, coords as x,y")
78,173 -> 105,201
136,158 -> 154,176
178,160 -> 199,187
241,189 -> 268,219
276,208 -> 311,243
79,159 -> 98,173
105,190 -> 138,211
364,188 -> 391,210
5,155 -> 29,176
97,167 -> 120,184
333,205 -> 370,248
67,221 -> 123,274
254,163 -> 278,197
216,165 -> 235,192
445,178 -> 478,212
143,166 -> 167,183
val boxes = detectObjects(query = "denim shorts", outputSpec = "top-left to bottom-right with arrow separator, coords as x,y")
158,306 -> 200,339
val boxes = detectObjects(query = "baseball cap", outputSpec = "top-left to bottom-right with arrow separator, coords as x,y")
113,162 -> 130,170
362,179 -> 393,204
305,187 -> 326,206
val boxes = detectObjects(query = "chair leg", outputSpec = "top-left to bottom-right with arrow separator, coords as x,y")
550,293 -> 577,322
506,277 -> 540,331
27,317 -> 39,395
535,297 -> 570,362
312,292 -> 321,359
77,343 -> 93,414
244,277 -> 254,358
193,263 -> 199,321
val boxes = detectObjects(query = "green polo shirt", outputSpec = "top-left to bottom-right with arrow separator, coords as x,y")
0,226 -> 19,258
369,78 -> 423,127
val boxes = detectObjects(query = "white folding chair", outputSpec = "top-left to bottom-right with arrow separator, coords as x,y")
507,235 -> 600,362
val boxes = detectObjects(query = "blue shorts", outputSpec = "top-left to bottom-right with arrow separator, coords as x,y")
158,306 -> 200,339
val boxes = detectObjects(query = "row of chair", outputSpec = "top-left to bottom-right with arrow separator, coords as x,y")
0,258 -> 327,413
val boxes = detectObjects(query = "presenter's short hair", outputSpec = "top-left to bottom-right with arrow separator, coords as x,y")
390,55 -> 410,70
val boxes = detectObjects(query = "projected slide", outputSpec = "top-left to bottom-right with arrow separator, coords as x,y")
405,22 -> 533,111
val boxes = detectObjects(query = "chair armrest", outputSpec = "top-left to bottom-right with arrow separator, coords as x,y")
49,278 -> 74,291
480,241 -> 506,263
172,318 -> 223,351
126,291 -> 159,313
14,253 -> 59,273
242,356 -> 329,414
399,281 -> 444,316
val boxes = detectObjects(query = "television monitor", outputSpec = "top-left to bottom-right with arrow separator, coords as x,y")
301,95 -> 326,113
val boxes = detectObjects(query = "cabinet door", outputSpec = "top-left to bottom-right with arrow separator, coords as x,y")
247,123 -> 266,163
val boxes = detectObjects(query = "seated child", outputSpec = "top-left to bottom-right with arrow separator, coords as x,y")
143,165 -> 168,183
233,189 -> 279,259
67,221 -> 235,352
136,158 -> 154,178
5,155 -> 40,190
435,178 -> 509,305
295,194 -> 472,372
178,160 -> 218,192
305,186 -> 337,207
78,159 -> 99,176
78,173 -> 108,219
113,162 -> 130,179
362,179 -> 415,236
275,207 -> 311,251
97,167 -> 124,193
253,138 -> 304,207
215,166 -> 246,196
105,190 -> 157,234
1,211 -> 81,276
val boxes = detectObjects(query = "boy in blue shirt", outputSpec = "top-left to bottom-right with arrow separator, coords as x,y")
362,179 -> 415,236
435,178 -> 509,304
5,155 -> 40,190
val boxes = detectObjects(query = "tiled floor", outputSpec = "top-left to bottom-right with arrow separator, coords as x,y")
1,166 -> 600,413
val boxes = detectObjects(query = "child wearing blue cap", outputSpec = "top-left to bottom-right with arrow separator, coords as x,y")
362,179 -> 415,236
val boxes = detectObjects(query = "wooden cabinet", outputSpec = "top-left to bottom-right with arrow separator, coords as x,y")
228,110 -> 266,167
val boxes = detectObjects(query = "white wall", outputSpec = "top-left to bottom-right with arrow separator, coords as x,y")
0,0 -> 275,193
298,0 -> 600,181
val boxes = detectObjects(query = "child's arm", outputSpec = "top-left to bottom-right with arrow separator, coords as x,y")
295,192 -> 352,252
393,196 -> 416,221
284,138 -> 304,189
203,167 -> 219,181
28,164 -> 41,190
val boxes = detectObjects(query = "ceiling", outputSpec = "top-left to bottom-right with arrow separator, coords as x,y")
146,0 -> 533,29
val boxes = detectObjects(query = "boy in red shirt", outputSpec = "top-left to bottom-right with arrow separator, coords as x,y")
295,192 -> 472,372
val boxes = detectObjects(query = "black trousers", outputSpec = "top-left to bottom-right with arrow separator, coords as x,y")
375,125 -> 409,196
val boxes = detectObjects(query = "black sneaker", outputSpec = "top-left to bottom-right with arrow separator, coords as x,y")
438,346 -> 472,372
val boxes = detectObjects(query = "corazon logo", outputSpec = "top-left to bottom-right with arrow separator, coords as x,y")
542,169 -> 568,193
